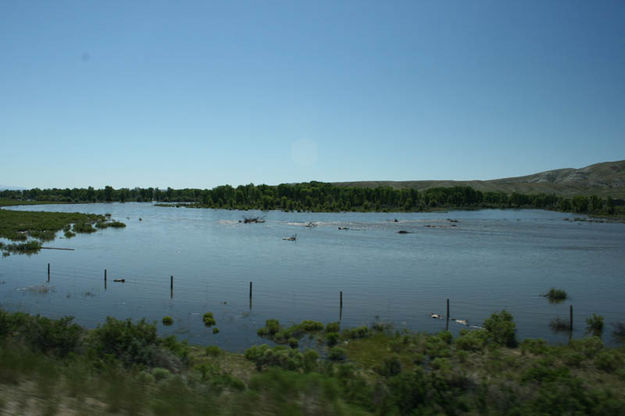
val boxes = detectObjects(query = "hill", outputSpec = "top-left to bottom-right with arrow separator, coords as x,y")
333,160 -> 625,198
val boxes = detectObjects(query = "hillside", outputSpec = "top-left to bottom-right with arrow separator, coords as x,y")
333,160 -> 625,198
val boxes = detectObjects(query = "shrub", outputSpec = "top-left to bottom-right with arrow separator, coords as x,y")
90,317 -> 159,367
212,327 -> 220,334
257,319 -> 280,336
205,346 -> 221,357
245,345 -> 305,371
202,312 -> 216,327
455,329 -> 488,352
73,222 -> 96,233
162,316 -> 174,326
342,326 -> 369,339
570,337 -> 604,357
544,288 -> 567,303
595,350 -> 625,373
288,338 -> 298,348
484,310 -> 517,347
152,367 -> 171,382
26,315 -> 83,357
325,322 -> 340,333
376,356 -> 402,377
328,347 -> 346,361
520,339 -> 548,355
549,317 -> 570,332
326,332 -> 339,347
586,313 -> 604,336
298,320 -> 323,332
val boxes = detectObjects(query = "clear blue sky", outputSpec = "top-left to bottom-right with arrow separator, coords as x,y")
1,0 -> 624,189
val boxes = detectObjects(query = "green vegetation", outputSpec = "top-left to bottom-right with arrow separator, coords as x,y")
0,208 -> 126,255
256,319 -> 324,344
587,313 -> 605,336
162,316 -> 174,326
2,309 -> 625,415
2,182 -> 624,216
202,312 -> 216,327
544,288 -> 568,303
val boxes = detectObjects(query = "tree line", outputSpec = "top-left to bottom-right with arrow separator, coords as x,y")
0,182 -> 622,216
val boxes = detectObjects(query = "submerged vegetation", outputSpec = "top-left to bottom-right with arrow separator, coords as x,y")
1,309 -> 625,415
544,288 -> 568,303
0,208 -> 126,255
2,182 -> 624,216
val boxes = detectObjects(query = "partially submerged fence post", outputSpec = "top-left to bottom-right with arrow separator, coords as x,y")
339,291 -> 343,321
446,298 -> 450,331
570,304 -> 573,331
170,275 -> 174,298
104,269 -> 107,290
47,263 -> 50,282
249,281 -> 253,310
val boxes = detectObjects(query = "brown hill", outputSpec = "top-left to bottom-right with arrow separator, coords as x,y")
333,160 -> 625,198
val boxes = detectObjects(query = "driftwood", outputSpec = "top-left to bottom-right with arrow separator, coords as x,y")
41,247 -> 75,251
113,279 -> 126,283
241,217 -> 265,224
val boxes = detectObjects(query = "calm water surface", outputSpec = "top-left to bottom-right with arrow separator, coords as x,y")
1,203 -> 624,350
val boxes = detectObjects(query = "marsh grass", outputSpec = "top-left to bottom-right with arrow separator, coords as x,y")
550,317 -> 571,332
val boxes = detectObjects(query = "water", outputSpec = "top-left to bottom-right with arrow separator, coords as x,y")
1,203 -> 624,351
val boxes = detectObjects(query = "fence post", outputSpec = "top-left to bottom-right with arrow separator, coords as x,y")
104,269 -> 107,289
47,263 -> 50,282
446,298 -> 450,331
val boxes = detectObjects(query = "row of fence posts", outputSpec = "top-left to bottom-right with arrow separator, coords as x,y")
46,264 -> 576,331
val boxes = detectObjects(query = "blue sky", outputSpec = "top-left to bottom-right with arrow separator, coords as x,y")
1,1 -> 624,189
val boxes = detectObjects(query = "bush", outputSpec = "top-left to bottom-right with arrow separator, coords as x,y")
455,329 -> 488,352
212,327 -> 220,334
520,339 -> 548,355
90,317 -> 159,367
328,347 -> 346,361
544,288 -> 567,303
257,319 -> 280,336
595,350 -> 625,373
325,322 -> 340,333
73,222 -> 96,233
205,346 -> 221,357
202,312 -> 216,327
27,315 -> 83,357
550,317 -> 570,332
162,316 -> 174,326
342,326 -> 369,339
484,310 -> 517,347
586,313 -> 604,336
245,345 -> 306,371
376,356 -> 402,377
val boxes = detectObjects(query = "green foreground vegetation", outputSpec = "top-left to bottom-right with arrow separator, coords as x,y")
0,209 -> 125,255
2,182 -> 624,217
1,309 -> 625,415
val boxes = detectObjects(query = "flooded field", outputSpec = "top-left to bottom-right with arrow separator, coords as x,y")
1,203 -> 624,350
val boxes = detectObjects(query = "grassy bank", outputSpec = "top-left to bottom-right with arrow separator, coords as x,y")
0,309 -> 624,415
0,208 -> 125,255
